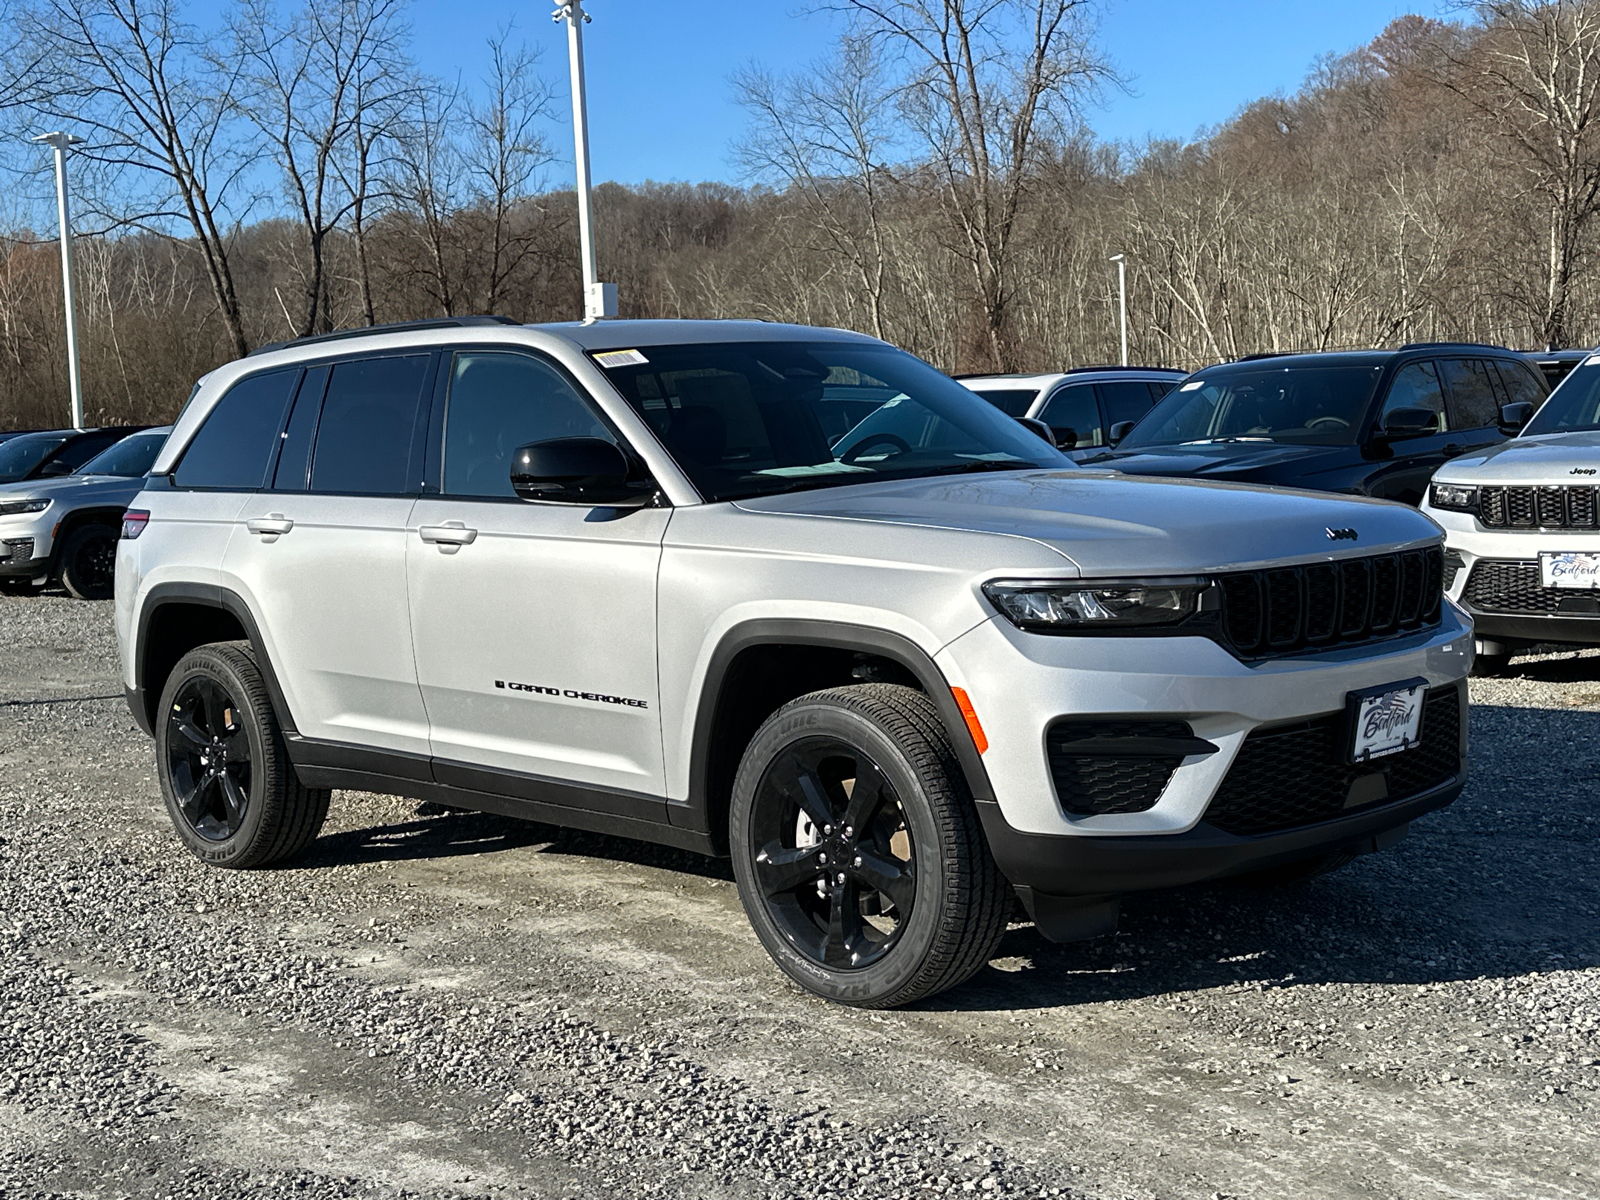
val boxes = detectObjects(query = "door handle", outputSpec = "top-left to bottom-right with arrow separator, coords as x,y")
419,522 -> 478,546
246,514 -> 293,537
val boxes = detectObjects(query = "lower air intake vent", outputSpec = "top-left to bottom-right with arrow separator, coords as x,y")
1046,719 -> 1199,816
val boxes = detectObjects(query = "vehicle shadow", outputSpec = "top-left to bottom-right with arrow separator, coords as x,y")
302,805 -> 735,882
928,698 -> 1600,1013
1501,645 -> 1600,684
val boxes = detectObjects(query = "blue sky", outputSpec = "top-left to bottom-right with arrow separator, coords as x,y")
400,0 -> 1428,186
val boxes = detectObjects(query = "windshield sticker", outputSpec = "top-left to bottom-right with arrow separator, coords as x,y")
593,349 -> 649,368
1179,380 -> 1204,390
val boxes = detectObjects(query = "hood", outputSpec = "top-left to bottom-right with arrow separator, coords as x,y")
1081,440 -> 1345,479
734,470 -> 1438,576
1436,430 -> 1600,484
0,473 -> 147,503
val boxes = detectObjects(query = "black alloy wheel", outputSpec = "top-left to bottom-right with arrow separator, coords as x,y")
749,737 -> 917,971
729,684 -> 1012,1007
166,675 -> 253,841
59,524 -> 118,600
154,641 -> 329,868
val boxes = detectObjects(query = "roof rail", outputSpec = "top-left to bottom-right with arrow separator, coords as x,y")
952,365 -> 1184,379
1060,364 -> 1185,375
1237,351 -> 1290,361
1397,340 -> 1510,352
248,315 -> 519,357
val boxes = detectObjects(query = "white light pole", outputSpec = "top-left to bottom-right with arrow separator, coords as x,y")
34,131 -> 86,429
554,0 -> 617,321
1109,252 -> 1128,367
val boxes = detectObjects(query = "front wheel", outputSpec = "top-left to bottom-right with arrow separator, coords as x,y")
729,684 -> 1012,1008
155,641 -> 329,868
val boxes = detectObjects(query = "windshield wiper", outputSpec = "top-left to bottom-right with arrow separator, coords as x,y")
1179,436 -> 1275,445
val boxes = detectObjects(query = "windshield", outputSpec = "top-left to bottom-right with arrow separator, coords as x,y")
595,340 -> 1067,502
76,429 -> 169,477
1524,357 -> 1600,435
0,432 -> 69,482
1118,364 -> 1383,449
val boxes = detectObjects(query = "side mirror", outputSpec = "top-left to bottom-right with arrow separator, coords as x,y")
1380,407 -> 1437,438
36,459 -> 72,477
1500,400 -> 1534,430
1050,426 -> 1079,449
1016,416 -> 1056,447
509,437 -> 651,506
1108,420 -> 1136,446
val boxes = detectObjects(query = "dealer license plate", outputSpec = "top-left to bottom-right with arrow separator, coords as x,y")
1540,551 -> 1600,589
1348,681 -> 1426,762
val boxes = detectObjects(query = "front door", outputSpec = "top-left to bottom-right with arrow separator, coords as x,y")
1366,359 -> 1456,505
406,349 -> 670,807
222,353 -> 435,757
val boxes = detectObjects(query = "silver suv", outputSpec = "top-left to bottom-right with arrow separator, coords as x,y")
116,318 -> 1472,1007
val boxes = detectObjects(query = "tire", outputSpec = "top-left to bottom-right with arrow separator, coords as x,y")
728,684 -> 1012,1008
57,523 -> 118,600
154,641 -> 329,868
1230,849 -> 1356,888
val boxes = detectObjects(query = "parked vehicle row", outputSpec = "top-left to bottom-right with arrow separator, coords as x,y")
105,316 -> 1470,1008
954,366 -> 1186,459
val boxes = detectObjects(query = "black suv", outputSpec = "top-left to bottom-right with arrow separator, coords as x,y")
1082,345 -> 1547,505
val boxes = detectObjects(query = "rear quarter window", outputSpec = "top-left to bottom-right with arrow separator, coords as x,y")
174,370 -> 300,490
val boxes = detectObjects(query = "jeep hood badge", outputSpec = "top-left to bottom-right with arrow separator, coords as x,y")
1326,527 -> 1358,541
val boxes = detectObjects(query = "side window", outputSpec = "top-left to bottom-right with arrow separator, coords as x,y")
1438,358 -> 1500,429
1147,379 -> 1180,402
1039,384 -> 1102,449
1098,380 -> 1161,429
55,432 -> 121,470
310,355 -> 432,495
174,369 -> 300,490
1380,361 -> 1448,433
442,352 -> 611,498
1492,359 -> 1546,410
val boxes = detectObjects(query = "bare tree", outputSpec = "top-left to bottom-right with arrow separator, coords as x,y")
1439,0 -> 1600,347
837,0 -> 1113,369
16,0 -> 256,357
386,78 -> 466,315
235,0 -> 410,336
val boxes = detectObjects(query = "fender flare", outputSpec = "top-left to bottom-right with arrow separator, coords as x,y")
683,618 -> 996,837
129,582 -> 298,737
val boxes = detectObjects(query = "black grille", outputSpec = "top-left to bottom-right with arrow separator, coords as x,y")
1463,559 -> 1600,616
1204,686 -> 1462,836
1217,548 -> 1444,658
1443,550 -> 1465,591
1478,485 -> 1600,529
1047,719 -> 1191,816
0,538 -> 34,563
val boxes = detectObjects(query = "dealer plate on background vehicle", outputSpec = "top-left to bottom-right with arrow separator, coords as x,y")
1540,551 -> 1600,589
1347,680 -> 1426,762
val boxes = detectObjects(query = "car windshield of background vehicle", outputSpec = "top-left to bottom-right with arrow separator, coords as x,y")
1118,365 -> 1383,449
1523,359 -> 1600,435
76,430 -> 168,478
594,341 -> 1069,502
0,433 -> 69,482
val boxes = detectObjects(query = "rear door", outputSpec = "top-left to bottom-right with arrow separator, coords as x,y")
1366,360 -> 1455,505
223,353 -> 435,757
406,348 -> 670,806
1437,358 -> 1511,460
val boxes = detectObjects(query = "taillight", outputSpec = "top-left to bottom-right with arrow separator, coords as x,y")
121,509 -> 150,540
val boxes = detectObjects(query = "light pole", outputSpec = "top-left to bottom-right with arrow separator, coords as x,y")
553,0 -> 617,321
33,131 -> 86,429
1109,253 -> 1128,367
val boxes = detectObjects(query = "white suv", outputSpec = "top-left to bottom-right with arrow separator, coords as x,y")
1426,350 -> 1600,672
116,318 -> 1472,1007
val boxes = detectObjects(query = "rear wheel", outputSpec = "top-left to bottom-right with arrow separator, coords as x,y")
729,684 -> 1011,1008
58,523 -> 118,600
155,641 -> 329,868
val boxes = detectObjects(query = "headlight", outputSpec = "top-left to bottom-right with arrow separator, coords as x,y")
0,499 -> 48,517
1430,483 -> 1477,512
983,578 -> 1207,630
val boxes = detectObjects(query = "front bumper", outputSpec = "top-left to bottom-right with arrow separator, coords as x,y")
0,512 -> 54,579
936,605 -> 1472,839
1430,506 -> 1600,647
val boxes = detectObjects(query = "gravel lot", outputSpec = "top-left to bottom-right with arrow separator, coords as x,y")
0,592 -> 1595,1199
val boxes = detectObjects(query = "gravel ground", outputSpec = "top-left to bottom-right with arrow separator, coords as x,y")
0,591 -> 1595,1199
